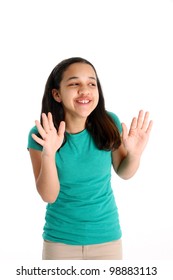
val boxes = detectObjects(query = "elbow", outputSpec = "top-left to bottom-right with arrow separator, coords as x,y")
41,192 -> 59,203
113,167 -> 132,180
36,185 -> 59,203
117,171 -> 137,180
36,181 -> 60,203
119,175 -> 132,180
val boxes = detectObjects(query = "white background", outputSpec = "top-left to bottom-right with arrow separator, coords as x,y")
0,0 -> 173,261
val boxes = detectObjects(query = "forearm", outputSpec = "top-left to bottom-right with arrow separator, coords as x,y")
116,153 -> 141,180
36,154 -> 60,203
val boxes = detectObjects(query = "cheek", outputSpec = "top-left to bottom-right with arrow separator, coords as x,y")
61,95 -> 74,107
95,92 -> 99,103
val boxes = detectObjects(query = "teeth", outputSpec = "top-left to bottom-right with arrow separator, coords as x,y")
77,100 -> 90,104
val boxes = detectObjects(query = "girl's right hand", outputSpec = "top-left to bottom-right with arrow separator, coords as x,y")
32,112 -> 65,157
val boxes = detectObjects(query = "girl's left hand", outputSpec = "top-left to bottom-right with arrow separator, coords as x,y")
121,110 -> 153,157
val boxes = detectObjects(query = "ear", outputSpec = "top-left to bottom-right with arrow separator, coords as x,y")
52,89 -> 62,103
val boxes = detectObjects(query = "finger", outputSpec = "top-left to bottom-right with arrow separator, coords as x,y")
146,120 -> 153,135
48,112 -> 55,130
32,133 -> 44,146
141,111 -> 149,131
129,117 -> 137,131
136,110 -> 144,128
58,121 -> 66,137
35,120 -> 47,139
42,113 -> 50,133
121,122 -> 128,142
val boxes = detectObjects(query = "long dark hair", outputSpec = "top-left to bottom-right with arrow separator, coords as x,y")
41,57 -> 121,150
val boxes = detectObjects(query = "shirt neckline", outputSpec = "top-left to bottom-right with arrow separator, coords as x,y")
65,129 -> 88,138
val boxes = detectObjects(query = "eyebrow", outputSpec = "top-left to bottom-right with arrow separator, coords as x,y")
66,76 -> 96,82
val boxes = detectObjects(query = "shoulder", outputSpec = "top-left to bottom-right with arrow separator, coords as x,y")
28,125 -> 39,135
27,126 -> 43,151
106,111 -> 122,133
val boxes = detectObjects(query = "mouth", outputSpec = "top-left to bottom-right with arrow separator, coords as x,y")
75,98 -> 91,104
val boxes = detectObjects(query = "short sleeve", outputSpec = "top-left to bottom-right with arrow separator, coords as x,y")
107,111 -> 122,134
27,126 -> 43,151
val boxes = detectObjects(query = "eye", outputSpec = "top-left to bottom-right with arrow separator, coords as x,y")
89,83 -> 96,87
68,83 -> 79,87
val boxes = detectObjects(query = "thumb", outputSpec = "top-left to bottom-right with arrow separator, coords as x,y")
58,121 -> 66,137
121,122 -> 128,143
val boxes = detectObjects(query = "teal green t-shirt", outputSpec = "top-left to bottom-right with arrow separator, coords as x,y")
27,111 -> 122,245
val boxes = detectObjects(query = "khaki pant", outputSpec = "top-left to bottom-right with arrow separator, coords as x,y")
42,239 -> 122,260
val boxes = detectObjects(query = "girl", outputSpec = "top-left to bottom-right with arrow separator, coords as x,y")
28,57 -> 153,260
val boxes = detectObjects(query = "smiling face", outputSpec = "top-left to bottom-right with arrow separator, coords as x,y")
52,62 -> 99,126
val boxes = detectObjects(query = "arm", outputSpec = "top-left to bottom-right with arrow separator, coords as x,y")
112,144 -> 141,180
29,149 -> 60,203
112,110 -> 153,180
29,112 -> 65,203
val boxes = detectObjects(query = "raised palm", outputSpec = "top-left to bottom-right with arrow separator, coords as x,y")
32,112 -> 65,156
122,110 -> 153,157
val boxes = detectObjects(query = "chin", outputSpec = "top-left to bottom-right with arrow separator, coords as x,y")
77,109 -> 94,119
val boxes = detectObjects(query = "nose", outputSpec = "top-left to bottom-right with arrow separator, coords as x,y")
78,85 -> 89,95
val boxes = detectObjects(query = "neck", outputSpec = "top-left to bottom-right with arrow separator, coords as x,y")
65,115 -> 87,134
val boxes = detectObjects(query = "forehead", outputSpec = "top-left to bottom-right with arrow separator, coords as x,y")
63,62 -> 96,80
